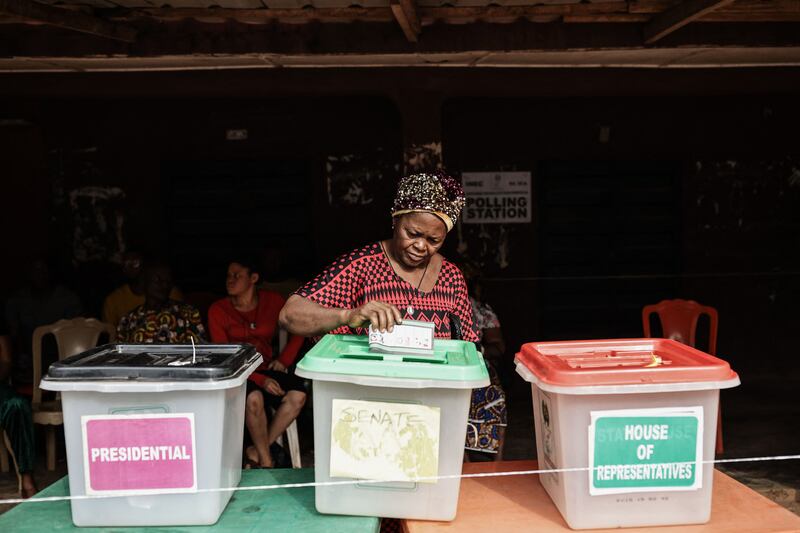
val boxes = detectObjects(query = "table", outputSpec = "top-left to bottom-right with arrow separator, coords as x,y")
402,460 -> 800,533
0,468 -> 380,532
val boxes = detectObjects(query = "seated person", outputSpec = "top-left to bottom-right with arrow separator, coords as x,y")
463,266 -> 507,460
117,261 -> 204,343
208,257 -> 306,468
0,315 -> 37,498
4,259 -> 82,387
102,252 -> 182,328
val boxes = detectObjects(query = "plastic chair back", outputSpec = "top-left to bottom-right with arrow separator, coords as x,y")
642,299 -> 718,355
276,326 -> 301,468
32,318 -> 116,405
643,299 -> 723,455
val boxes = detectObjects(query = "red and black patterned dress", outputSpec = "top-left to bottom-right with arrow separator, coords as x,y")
295,242 -> 479,343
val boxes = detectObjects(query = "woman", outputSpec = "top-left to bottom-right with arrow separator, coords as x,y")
208,257 -> 306,468
280,173 -> 475,533
117,262 -> 204,344
280,171 -> 478,349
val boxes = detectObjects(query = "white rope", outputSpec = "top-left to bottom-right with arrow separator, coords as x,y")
484,270 -> 800,282
2,454 -> 798,506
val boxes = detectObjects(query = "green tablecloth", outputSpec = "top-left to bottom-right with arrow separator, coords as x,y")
0,469 -> 381,532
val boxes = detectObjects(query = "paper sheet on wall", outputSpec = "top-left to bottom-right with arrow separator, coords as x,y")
330,399 -> 440,483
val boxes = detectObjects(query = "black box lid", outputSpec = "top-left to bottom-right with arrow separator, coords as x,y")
45,343 -> 260,382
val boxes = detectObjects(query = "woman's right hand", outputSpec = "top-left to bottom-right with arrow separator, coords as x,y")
344,301 -> 403,332
263,377 -> 286,396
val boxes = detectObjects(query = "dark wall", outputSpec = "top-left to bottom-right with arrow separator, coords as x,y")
1,96 -> 403,310
1,67 -> 799,373
443,96 -> 800,373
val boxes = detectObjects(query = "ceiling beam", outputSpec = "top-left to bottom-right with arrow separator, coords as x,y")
390,0 -> 420,42
643,0 -> 737,44
564,14 -> 650,22
91,5 -> 800,25
128,6 -> 394,23
3,19 -> 800,58
0,0 -> 136,41
117,3 -> 632,24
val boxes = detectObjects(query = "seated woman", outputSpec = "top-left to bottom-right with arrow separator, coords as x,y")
208,257 -> 306,468
0,317 -> 37,498
463,267 -> 508,460
116,261 -> 205,343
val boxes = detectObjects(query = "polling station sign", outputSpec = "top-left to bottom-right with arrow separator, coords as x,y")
588,407 -> 703,496
462,171 -> 531,224
81,413 -> 197,496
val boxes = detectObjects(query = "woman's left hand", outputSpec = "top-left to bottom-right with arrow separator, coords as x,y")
267,360 -> 287,373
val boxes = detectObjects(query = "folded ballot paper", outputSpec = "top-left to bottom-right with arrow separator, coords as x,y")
368,320 -> 435,356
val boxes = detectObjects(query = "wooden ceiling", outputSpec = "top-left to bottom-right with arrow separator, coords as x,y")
1,0 -> 799,70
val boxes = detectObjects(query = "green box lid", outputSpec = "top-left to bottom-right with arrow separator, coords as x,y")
295,334 -> 490,389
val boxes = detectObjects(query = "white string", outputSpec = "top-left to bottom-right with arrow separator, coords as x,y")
191,336 -> 196,365
483,270 -> 800,282
2,454 -> 798,506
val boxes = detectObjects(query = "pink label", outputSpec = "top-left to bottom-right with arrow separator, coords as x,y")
82,414 -> 196,494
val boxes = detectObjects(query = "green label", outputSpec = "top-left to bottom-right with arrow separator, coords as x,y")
589,407 -> 703,495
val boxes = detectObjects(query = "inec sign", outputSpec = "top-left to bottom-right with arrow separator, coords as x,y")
588,407 -> 704,495
462,171 -> 531,224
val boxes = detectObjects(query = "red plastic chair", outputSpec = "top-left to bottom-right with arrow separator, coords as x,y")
642,299 -> 724,455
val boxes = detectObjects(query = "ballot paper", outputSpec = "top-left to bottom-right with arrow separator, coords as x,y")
368,320 -> 435,356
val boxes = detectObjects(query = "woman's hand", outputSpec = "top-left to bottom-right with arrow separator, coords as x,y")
267,360 -> 287,373
263,377 -> 286,396
344,301 -> 403,332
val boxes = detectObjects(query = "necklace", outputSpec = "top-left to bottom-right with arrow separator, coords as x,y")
381,241 -> 430,316
233,293 -> 259,330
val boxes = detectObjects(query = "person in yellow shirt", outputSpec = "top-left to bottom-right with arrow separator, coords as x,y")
102,253 -> 182,328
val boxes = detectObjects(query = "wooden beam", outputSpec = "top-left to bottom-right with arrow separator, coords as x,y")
130,3 -> 632,24
4,19 -> 800,58
80,4 -> 800,26
643,0 -> 737,44
564,14 -> 650,22
132,7 -> 394,23
391,0 -> 420,42
631,0 -> 800,14
700,12 -> 800,21
0,0 -> 136,41
422,3 -> 630,20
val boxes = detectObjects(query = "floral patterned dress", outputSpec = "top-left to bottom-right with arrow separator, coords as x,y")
117,301 -> 206,343
465,297 -> 508,454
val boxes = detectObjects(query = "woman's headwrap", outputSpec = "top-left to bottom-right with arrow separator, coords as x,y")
391,171 -> 466,232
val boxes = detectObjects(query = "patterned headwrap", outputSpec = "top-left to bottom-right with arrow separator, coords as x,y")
391,171 -> 466,232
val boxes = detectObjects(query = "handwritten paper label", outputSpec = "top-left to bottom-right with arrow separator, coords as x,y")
330,399 -> 440,483
82,413 -> 197,496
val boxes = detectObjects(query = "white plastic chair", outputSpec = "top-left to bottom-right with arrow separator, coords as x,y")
32,318 -> 115,470
274,327 -> 301,469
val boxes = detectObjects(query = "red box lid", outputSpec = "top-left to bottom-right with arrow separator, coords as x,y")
516,338 -> 738,388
